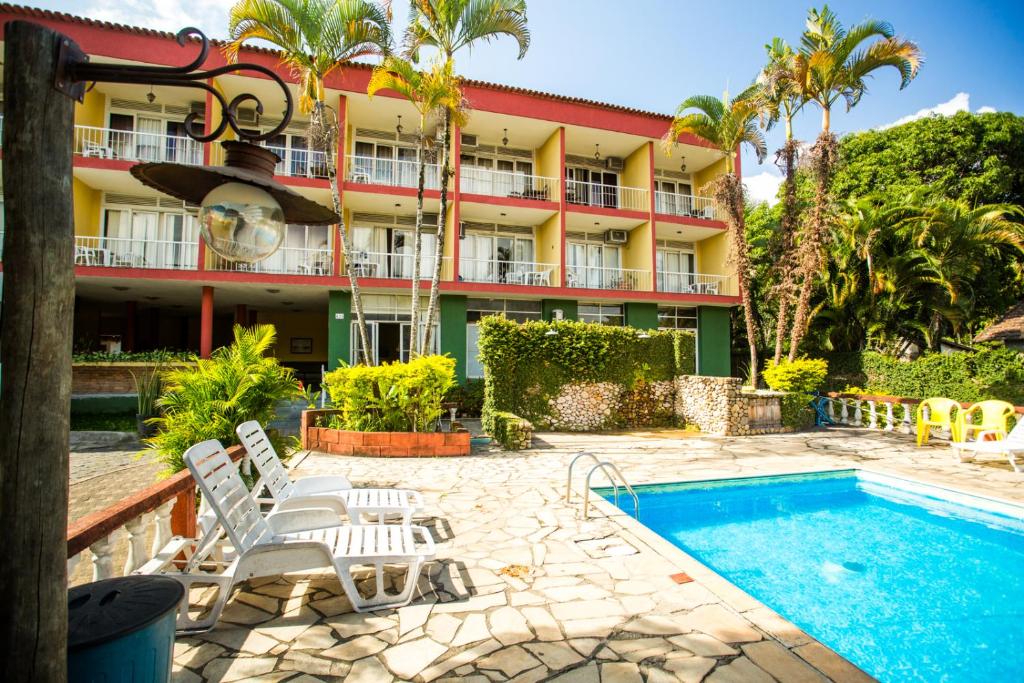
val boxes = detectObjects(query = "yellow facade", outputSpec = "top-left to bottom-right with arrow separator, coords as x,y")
257,311 -> 328,362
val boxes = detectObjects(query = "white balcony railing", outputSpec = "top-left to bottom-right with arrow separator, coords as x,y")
460,167 -> 558,201
347,156 -> 440,190
263,145 -> 330,179
654,192 -> 720,221
658,271 -> 733,296
207,246 -> 334,276
345,251 -> 453,280
459,258 -> 557,286
74,235 -> 198,270
73,125 -> 204,165
565,180 -> 648,212
566,264 -> 650,291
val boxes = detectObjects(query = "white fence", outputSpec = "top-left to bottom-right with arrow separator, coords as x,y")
347,156 -> 440,190
207,246 -> 334,276
74,235 -> 198,270
459,258 -> 557,286
657,271 -> 733,296
460,167 -> 558,201
73,125 -> 203,165
566,180 -> 648,212
566,264 -> 650,291
654,191 -> 720,221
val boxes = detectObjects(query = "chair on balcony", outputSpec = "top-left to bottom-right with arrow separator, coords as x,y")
82,139 -> 114,159
153,439 -> 435,633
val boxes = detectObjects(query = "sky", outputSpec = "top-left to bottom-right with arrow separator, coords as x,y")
34,0 -> 1024,204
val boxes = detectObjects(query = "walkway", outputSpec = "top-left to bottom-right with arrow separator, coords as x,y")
171,429 -> 1023,682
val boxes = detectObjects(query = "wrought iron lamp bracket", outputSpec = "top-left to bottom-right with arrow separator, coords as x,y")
54,27 -> 294,144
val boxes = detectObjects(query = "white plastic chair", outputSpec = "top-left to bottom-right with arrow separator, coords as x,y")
236,421 -> 424,525
952,416 -> 1024,472
147,439 -> 435,633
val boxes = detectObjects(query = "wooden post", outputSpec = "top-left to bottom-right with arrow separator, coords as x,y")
0,21 -> 76,683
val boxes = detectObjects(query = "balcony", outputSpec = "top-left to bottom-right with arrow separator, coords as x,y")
347,156 -> 440,190
460,168 -> 558,202
264,145 -> 330,180
346,250 -> 453,280
566,180 -> 648,212
207,246 -> 333,276
74,235 -> 198,270
73,125 -> 203,165
459,258 -> 558,286
658,271 -> 734,296
566,264 -> 650,291
654,191 -> 721,221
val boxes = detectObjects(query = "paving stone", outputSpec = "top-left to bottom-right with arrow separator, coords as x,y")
549,662 -> 600,682
321,635 -> 388,660
476,645 -> 543,677
433,591 -> 507,613
420,639 -> 503,682
490,606 -> 533,645
327,613 -> 394,638
677,604 -> 763,643
705,656 -> 775,683
561,616 -> 622,639
522,606 -> 563,640
279,651 -> 337,677
664,656 -> 717,683
199,626 -> 280,655
399,600 -> 434,636
623,614 -> 689,635
234,591 -> 281,615
347,656 -> 394,683
793,642 -> 876,683
667,633 -> 739,657
170,667 -> 202,683
201,656 -> 278,682
451,612 -> 491,647
308,594 -> 353,617
524,641 -> 584,670
539,584 -> 612,602
173,642 -> 223,669
600,662 -> 644,683
426,613 -> 463,644
256,606 -> 319,642
291,624 -> 340,651
509,665 -> 550,683
744,607 -> 813,648
550,598 -> 624,621
380,637 -> 448,679
220,601 -> 277,626
743,641 -> 828,682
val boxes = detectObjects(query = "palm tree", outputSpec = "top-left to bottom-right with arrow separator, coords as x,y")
755,37 -> 806,364
367,56 -> 465,357
226,0 -> 393,365
403,0 -> 530,352
664,90 -> 767,386
786,5 -> 922,360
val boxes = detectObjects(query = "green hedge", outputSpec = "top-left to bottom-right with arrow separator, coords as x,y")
487,411 -> 533,450
446,378 -> 484,417
73,349 -> 191,363
821,347 -> 1024,405
478,316 -> 696,429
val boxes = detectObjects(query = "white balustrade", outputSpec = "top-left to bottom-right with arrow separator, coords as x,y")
151,500 -> 175,557
566,264 -> 650,291
74,125 -> 203,165
123,514 -> 148,575
459,258 -> 557,286
74,235 -> 198,271
658,271 -> 733,296
827,398 -> 836,422
263,145 -> 330,179
654,191 -> 720,220
565,179 -> 648,212
89,534 -> 116,581
902,404 -> 913,434
347,155 -> 440,190
207,246 -> 334,276
853,400 -> 863,426
885,403 -> 896,431
868,400 -> 878,429
344,250 -> 452,280
840,398 -> 850,424
460,167 -> 558,201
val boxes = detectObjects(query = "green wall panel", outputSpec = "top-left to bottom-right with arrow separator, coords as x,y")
697,306 -> 732,377
542,299 -> 577,321
625,302 -> 658,330
327,290 -> 351,371
439,295 -> 468,384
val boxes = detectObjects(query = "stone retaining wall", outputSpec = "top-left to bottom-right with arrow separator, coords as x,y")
544,380 -> 676,431
301,409 -> 470,457
674,376 -> 787,436
72,362 -> 192,395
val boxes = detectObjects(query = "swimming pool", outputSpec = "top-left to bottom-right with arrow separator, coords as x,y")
600,470 -> 1024,682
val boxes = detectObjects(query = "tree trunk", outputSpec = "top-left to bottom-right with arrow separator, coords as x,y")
713,174 -> 760,388
315,101 -> 372,365
788,132 -> 838,360
0,21 -> 76,683
422,109 -> 451,352
410,131 -> 427,358
772,137 -> 800,364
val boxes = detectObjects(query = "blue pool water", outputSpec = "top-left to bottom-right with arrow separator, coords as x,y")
600,470 -> 1024,682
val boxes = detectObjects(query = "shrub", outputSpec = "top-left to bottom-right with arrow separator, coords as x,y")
780,394 -> 816,430
764,358 -> 829,393
323,355 -> 456,433
445,378 -> 484,417
73,349 -> 191,363
144,325 -> 300,475
488,411 -> 533,450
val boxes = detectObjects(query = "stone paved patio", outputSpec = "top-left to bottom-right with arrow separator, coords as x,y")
171,428 -> 1023,682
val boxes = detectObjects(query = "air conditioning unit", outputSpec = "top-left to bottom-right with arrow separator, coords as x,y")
605,156 -> 624,171
460,133 -> 478,147
604,229 -> 628,244
236,108 -> 258,125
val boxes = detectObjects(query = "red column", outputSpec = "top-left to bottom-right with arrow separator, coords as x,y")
648,141 -> 658,293
123,301 -> 137,352
197,83 -> 216,272
200,286 -> 214,358
451,124 -> 462,282
558,127 -> 567,287
235,304 -> 248,327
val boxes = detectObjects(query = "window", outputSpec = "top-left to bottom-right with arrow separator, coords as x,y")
566,167 -> 619,208
350,224 -> 437,279
460,232 -> 535,283
567,241 -> 621,288
656,247 -> 696,293
352,140 -> 421,186
461,153 -> 534,195
654,178 -> 693,215
99,204 -> 199,269
465,299 -> 542,377
579,303 -> 624,326
658,306 -> 697,330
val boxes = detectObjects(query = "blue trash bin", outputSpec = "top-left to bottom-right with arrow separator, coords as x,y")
68,575 -> 184,683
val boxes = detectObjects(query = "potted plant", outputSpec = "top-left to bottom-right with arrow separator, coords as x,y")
131,365 -> 162,438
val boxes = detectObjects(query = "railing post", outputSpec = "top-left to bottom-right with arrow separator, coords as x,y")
123,514 -> 148,574
902,404 -> 913,434
868,400 -> 878,429
840,399 -> 850,425
171,488 -> 197,539
885,402 -> 895,431
853,400 -> 863,426
90,534 -> 116,581
827,398 -> 836,422
151,499 -> 175,555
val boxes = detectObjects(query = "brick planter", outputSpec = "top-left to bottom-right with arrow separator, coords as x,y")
301,409 -> 470,457
72,362 -> 193,395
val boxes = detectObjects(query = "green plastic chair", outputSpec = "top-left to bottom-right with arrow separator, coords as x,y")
916,397 -> 960,445
958,400 -> 1016,443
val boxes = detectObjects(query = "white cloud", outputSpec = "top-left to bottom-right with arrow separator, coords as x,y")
85,0 -> 234,38
877,92 -> 971,130
744,171 -> 783,206
977,106 -> 997,114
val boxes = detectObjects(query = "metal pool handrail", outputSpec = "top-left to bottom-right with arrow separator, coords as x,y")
566,451 -> 602,502
582,461 -> 639,520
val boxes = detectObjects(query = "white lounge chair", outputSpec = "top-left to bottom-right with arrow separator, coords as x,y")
236,420 -> 425,525
951,416 -> 1024,472
152,439 -> 435,633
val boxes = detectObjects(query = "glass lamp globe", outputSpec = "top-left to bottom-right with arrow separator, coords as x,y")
198,182 -> 286,263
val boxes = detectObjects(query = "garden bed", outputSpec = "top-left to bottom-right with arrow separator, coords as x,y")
301,410 -> 470,457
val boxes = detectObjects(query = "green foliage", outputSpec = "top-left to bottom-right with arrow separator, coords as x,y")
144,325 -> 300,475
73,349 -> 190,363
822,347 -> 1024,405
445,378 -> 484,417
323,355 -> 456,433
488,411 -> 533,450
478,316 -> 694,429
71,412 -> 136,432
763,358 -> 829,392
780,394 -> 816,430
131,365 -> 163,417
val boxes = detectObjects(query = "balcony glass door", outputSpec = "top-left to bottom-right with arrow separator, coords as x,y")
135,117 -> 163,162
657,249 -> 695,292
389,230 -> 437,279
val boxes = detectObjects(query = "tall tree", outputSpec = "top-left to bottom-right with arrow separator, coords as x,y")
755,37 -> 806,364
226,0 -> 393,365
367,56 -> 465,356
403,0 -> 530,352
665,90 -> 767,386
787,5 -> 922,359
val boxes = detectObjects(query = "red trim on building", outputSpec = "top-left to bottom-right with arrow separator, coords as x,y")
459,193 -> 559,212
647,141 -> 658,293
653,213 -> 728,230
452,125 -> 462,282
342,182 -> 440,201
565,204 -> 648,222
200,286 -> 214,358
558,127 -> 567,287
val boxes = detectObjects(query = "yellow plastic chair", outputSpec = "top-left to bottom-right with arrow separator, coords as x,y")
916,397 -> 960,445
958,400 -> 1016,443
